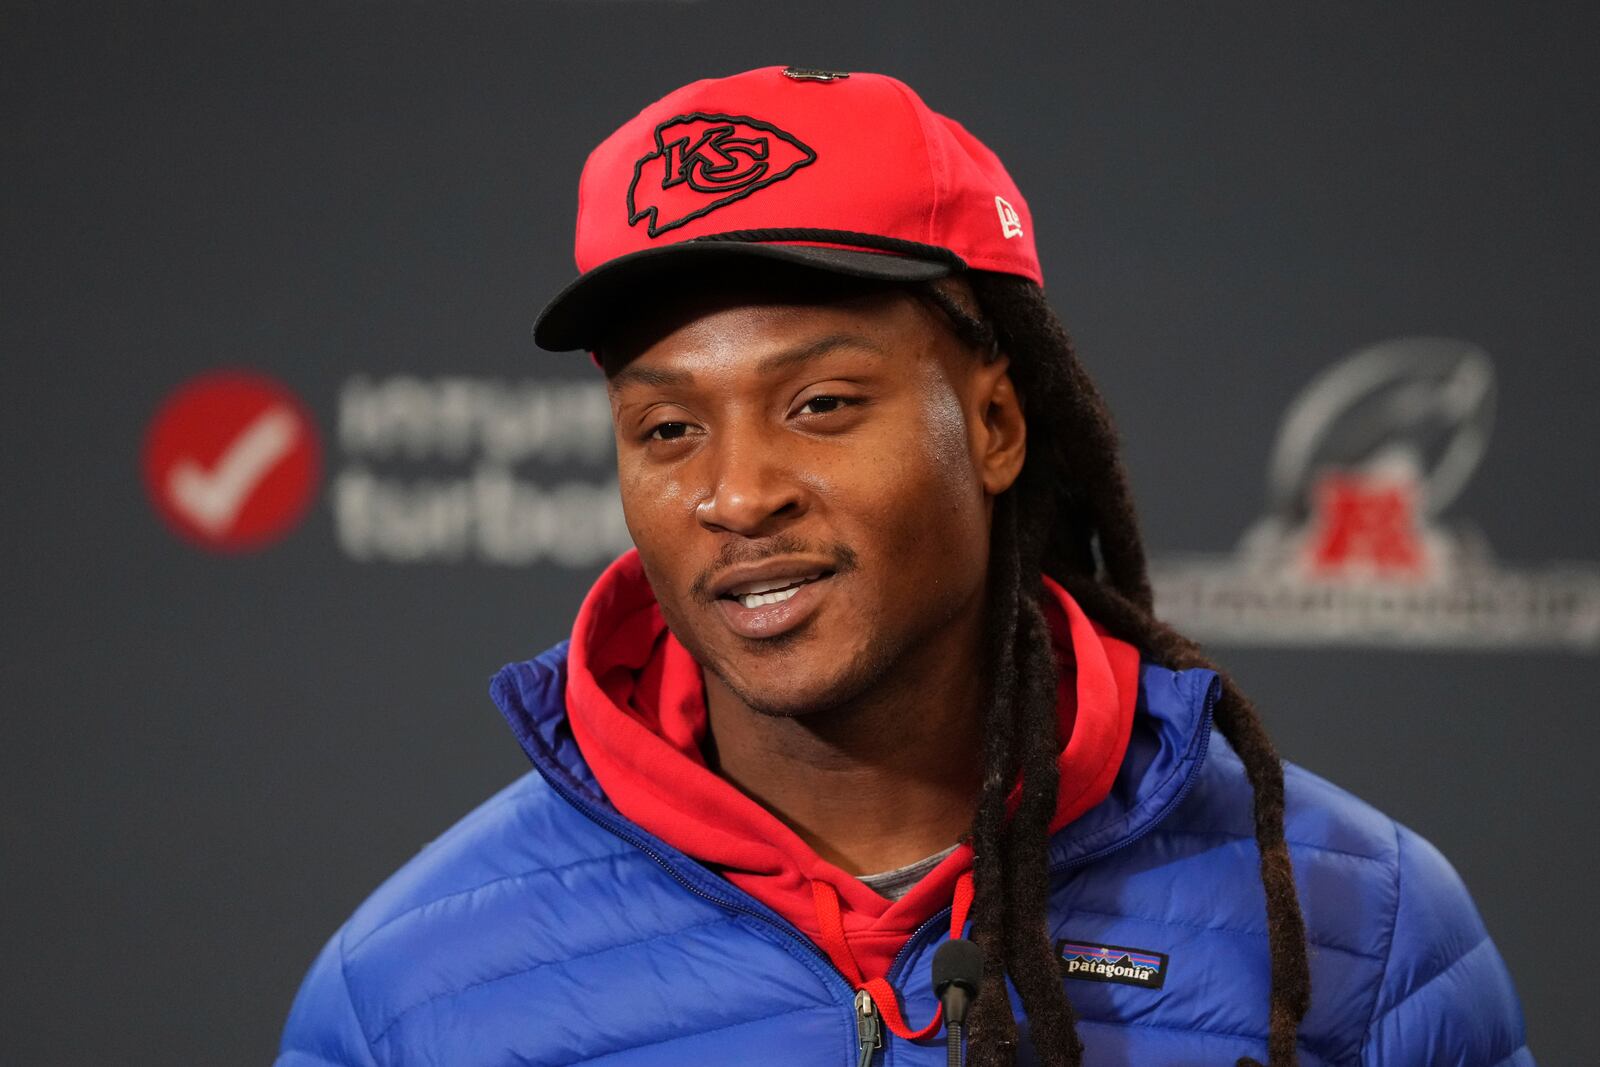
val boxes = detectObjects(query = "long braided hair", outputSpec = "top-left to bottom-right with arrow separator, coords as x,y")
919,272 -> 1312,1067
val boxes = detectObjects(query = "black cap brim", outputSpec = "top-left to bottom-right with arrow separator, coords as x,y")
533,242 -> 958,353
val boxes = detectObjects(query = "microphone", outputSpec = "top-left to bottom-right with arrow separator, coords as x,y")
932,938 -> 984,1067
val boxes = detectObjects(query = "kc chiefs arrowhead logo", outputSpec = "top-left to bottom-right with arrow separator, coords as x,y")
626,113 -> 817,238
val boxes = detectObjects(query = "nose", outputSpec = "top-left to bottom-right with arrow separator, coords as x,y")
695,436 -> 806,536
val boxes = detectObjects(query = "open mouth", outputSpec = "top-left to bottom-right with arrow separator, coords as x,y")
721,572 -> 831,610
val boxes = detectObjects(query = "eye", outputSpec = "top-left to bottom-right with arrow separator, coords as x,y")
799,395 -> 852,415
647,421 -> 691,441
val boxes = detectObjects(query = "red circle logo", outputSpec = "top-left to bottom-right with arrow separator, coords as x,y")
142,370 -> 321,552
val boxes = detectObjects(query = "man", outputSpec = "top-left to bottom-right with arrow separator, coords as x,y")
278,66 -> 1531,1066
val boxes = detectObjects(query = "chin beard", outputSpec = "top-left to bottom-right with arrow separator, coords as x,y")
707,632 -> 906,720
654,598 -> 896,720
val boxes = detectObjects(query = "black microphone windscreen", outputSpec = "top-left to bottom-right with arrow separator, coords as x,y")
932,938 -> 984,995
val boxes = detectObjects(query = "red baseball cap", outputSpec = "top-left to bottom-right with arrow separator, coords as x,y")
533,65 -> 1042,352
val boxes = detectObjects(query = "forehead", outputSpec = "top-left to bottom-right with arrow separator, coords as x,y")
597,266 -> 970,381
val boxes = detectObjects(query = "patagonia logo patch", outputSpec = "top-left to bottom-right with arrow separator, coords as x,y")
1056,940 -> 1168,989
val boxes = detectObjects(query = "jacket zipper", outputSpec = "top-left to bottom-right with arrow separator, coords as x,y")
854,988 -> 883,1067
521,675 -> 1216,1064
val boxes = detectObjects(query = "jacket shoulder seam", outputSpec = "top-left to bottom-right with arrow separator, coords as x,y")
1359,817 -> 1404,1045
335,927 -> 380,1066
1361,934 -> 1496,1034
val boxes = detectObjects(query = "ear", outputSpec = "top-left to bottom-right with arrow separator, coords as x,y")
969,354 -> 1027,497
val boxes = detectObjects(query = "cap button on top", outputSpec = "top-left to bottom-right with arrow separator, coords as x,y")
781,66 -> 851,82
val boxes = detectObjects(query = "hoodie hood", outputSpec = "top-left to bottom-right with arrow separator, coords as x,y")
557,549 -> 1141,978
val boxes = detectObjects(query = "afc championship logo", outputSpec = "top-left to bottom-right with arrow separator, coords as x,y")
1150,337 -> 1600,650
627,113 -> 817,237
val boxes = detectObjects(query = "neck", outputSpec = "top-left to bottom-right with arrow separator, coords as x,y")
703,620 -> 988,877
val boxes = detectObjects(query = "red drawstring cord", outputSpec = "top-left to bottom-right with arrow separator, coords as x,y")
811,869 -> 976,1041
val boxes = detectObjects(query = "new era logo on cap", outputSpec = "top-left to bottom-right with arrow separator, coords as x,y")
996,195 -> 1024,239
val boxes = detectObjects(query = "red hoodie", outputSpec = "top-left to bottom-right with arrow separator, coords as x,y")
565,550 -> 1139,1017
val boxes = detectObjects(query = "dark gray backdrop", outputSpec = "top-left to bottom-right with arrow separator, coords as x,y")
5,2 -> 1596,1063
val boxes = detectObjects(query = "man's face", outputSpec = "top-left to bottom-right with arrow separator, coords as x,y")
602,273 -> 1025,718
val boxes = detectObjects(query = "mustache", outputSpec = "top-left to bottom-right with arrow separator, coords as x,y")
688,534 -> 859,603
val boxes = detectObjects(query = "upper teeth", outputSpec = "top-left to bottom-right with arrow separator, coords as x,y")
739,586 -> 801,609
728,574 -> 820,609
734,577 -> 810,596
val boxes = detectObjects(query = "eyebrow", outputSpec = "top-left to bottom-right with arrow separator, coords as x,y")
607,332 -> 887,391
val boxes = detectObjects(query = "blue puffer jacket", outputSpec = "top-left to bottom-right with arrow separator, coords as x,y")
278,642 -> 1532,1066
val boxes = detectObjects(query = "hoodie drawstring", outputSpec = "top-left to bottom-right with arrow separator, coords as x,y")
810,868 -> 976,1041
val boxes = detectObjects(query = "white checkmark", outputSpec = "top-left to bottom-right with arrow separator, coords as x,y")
168,405 -> 301,536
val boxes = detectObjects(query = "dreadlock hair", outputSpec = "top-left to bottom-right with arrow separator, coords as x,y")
917,273 -> 1312,1067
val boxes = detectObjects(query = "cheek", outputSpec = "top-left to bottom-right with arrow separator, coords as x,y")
912,389 -> 990,557
921,383 -> 982,497
837,385 -> 989,593
616,451 -> 689,557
